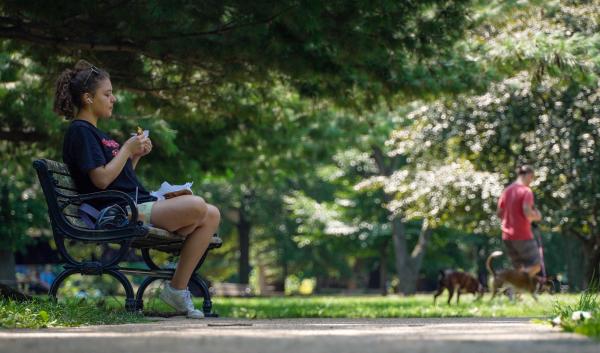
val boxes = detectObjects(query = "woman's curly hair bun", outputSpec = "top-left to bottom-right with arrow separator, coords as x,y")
53,60 -> 109,120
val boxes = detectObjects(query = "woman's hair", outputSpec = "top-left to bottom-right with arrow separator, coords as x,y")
53,60 -> 110,119
516,164 -> 534,176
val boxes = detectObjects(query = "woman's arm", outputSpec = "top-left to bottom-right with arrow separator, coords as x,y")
131,155 -> 141,169
88,135 -> 146,189
131,138 -> 152,170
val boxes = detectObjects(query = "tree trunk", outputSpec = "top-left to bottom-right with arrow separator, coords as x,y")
391,218 -> 411,293
394,218 -> 432,295
371,145 -> 433,295
0,250 -> 16,289
237,210 -> 251,284
475,238 -> 489,289
0,184 -> 17,289
278,242 -> 289,293
582,237 -> 600,289
380,239 -> 388,296
570,230 -> 599,290
565,233 -> 585,291
410,219 -> 432,277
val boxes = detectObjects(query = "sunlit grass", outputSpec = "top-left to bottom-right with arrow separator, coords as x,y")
0,297 -> 146,329
208,294 -> 579,319
2,293 -> 582,329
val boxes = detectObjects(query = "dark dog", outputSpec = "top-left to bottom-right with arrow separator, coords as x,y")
433,270 -> 484,305
486,251 -> 546,301
539,275 -> 557,294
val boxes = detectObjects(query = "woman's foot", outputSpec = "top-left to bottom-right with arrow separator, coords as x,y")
159,283 -> 204,319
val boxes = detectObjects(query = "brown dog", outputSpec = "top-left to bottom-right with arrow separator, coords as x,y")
433,270 -> 484,305
486,251 -> 543,301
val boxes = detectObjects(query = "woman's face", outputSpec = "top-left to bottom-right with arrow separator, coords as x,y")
90,78 -> 117,119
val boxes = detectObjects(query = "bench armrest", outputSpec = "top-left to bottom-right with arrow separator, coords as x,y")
54,189 -> 148,242
72,189 -> 139,224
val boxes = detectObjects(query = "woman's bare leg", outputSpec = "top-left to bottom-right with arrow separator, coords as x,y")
170,205 -> 220,288
150,196 -> 221,289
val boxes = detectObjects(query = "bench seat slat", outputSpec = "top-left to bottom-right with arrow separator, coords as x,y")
64,215 -> 90,229
131,231 -> 222,247
147,227 -> 185,239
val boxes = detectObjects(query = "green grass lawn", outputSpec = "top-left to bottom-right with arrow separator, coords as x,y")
209,294 -> 578,319
0,293 -> 586,330
0,298 -> 146,329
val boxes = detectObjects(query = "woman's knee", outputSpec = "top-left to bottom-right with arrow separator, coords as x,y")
189,196 -> 208,218
206,204 -> 221,224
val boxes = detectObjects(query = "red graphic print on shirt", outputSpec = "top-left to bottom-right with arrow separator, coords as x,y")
101,138 -> 120,157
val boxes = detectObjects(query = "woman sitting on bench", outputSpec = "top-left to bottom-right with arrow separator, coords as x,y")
54,60 -> 220,319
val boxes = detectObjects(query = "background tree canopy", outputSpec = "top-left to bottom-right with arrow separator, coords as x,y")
1,0 -> 598,293
0,0 -> 472,105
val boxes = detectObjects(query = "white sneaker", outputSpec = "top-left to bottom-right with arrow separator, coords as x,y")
159,283 -> 205,319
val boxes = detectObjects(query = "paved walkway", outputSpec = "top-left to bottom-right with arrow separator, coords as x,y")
0,317 -> 597,353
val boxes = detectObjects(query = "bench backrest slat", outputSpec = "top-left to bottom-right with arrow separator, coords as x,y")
52,173 -> 78,191
33,159 -> 87,230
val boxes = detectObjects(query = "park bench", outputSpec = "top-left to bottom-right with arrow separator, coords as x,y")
33,159 -> 222,316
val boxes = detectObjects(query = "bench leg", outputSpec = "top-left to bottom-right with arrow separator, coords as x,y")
48,267 -> 139,312
190,274 -> 218,317
48,267 -> 79,299
105,269 -> 139,312
135,244 -> 219,316
135,276 -> 165,312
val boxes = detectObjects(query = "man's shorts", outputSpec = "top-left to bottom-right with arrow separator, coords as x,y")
503,239 -> 540,269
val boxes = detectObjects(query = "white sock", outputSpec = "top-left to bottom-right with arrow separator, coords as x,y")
168,284 -> 187,292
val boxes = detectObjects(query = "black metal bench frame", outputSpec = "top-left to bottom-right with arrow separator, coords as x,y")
33,159 -> 221,316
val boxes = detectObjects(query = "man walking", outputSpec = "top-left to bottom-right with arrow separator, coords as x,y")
496,165 -> 542,277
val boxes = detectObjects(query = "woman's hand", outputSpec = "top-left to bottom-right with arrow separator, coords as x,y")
139,137 -> 152,157
125,135 -> 152,158
123,135 -> 146,157
131,137 -> 152,158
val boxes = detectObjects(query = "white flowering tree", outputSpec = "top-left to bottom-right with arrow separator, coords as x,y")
383,0 -> 600,288
392,72 -> 600,287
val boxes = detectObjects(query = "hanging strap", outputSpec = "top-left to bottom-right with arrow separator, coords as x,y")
78,203 -> 100,228
533,225 -> 547,279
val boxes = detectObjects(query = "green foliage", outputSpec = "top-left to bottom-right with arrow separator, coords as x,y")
0,0 -> 473,104
385,0 -> 600,286
553,280 -> 600,339
2,0 -> 599,294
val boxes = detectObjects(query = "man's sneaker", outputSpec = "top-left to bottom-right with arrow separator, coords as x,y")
159,283 -> 204,319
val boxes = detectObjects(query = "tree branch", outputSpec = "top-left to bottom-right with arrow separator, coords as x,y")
0,19 -> 143,53
0,130 -> 46,143
0,4 -> 298,55
411,218 -> 432,262
145,5 -> 298,41
371,145 -> 391,176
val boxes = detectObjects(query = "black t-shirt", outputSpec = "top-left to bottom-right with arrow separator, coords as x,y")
62,119 -> 156,209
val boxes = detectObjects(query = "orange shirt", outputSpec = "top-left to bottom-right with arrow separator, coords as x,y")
498,183 -> 534,240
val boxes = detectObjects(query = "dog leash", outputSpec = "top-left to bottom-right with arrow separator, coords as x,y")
533,223 -> 547,280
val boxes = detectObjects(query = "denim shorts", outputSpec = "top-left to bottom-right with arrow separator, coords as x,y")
134,201 -> 155,225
